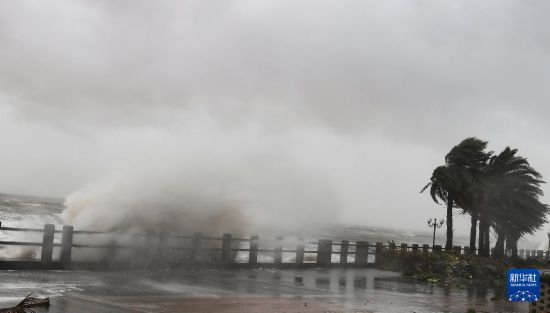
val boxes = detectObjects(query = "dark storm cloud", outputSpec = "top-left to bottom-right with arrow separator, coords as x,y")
0,1 -> 549,237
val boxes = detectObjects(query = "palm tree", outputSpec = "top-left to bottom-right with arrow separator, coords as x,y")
422,137 -> 492,251
494,195 -> 548,258
421,165 -> 457,250
423,139 -> 549,258
444,138 -> 492,255
485,147 -> 548,257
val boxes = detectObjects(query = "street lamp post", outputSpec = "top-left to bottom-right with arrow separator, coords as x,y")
547,232 -> 550,261
427,218 -> 445,248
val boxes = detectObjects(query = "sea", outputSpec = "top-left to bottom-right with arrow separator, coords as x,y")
0,192 -> 470,247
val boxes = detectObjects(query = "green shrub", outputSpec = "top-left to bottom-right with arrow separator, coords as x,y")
378,250 -> 509,285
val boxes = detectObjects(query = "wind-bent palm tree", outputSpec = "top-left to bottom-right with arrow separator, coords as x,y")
422,137 -> 491,251
421,165 -> 457,250
493,195 -> 548,258
445,138 -> 492,254
485,147 -> 548,258
423,139 -> 549,258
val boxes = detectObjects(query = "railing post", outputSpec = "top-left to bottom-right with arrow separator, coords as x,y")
400,243 -> 408,253
537,250 -> 544,260
453,246 -> 461,254
422,244 -> 429,253
296,237 -> 304,264
463,246 -> 470,255
317,239 -> 332,266
433,245 -> 442,253
340,240 -> 349,264
411,244 -> 419,252
221,233 -> 232,265
249,235 -> 258,265
519,249 -> 524,258
356,241 -> 369,265
60,225 -> 74,265
41,224 -> 55,263
274,236 -> 283,265
375,242 -> 383,264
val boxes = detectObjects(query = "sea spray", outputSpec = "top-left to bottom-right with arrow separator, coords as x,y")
61,146 -> 339,238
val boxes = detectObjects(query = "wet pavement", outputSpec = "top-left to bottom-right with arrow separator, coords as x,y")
0,268 -> 527,312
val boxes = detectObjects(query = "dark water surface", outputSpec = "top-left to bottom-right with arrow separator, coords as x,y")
0,268 -> 526,312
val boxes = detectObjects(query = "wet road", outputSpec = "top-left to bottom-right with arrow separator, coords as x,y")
0,268 -> 527,312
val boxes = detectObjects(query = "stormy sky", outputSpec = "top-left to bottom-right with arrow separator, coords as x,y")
0,1 -> 549,237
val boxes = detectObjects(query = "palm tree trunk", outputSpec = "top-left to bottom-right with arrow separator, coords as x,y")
477,217 -> 491,257
478,217 -> 485,256
469,214 -> 477,254
483,223 -> 490,256
445,194 -> 454,251
510,238 -> 519,259
504,239 -> 508,256
494,231 -> 505,258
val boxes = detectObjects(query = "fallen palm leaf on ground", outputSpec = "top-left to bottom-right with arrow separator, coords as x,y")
0,294 -> 49,313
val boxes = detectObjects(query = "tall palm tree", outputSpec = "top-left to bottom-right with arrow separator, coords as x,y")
485,147 -> 548,257
421,165 -> 457,250
446,138 -> 492,255
422,137 -> 492,251
493,195 -> 548,258
423,140 -> 549,258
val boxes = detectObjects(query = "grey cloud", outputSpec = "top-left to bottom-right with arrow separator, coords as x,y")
0,1 -> 549,239
1,0 -> 548,138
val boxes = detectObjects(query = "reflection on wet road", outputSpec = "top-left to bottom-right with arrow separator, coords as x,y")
0,268 -> 526,312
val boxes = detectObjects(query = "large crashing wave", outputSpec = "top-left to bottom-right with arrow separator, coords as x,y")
62,150 -> 339,237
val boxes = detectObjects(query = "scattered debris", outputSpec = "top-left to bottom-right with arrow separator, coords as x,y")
0,294 -> 49,313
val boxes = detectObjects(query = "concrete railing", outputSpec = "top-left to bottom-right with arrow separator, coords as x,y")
0,222 -> 546,270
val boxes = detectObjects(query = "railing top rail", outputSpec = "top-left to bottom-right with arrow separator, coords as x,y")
0,226 -> 64,233
1,224 -> 259,242
0,240 -> 44,246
